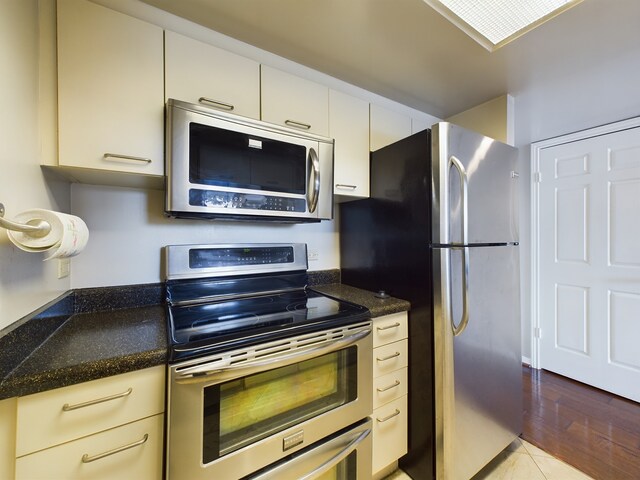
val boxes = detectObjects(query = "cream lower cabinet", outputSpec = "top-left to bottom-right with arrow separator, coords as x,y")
14,366 -> 165,480
165,31 -> 260,119
371,312 -> 409,477
57,0 -> 164,176
329,89 -> 370,200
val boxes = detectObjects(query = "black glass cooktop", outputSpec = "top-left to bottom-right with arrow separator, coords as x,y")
167,288 -> 369,361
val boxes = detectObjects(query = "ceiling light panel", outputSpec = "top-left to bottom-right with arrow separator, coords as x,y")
424,0 -> 583,51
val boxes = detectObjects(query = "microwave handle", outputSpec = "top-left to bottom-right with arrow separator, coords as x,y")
247,424 -> 371,480
307,147 -> 320,213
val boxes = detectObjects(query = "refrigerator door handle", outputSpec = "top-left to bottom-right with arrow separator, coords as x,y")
447,246 -> 470,336
448,155 -> 469,244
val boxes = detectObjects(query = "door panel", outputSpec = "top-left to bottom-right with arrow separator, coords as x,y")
432,123 -> 519,245
538,126 -> 640,402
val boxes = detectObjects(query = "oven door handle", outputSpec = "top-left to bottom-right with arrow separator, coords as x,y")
248,424 -> 372,480
174,326 -> 371,382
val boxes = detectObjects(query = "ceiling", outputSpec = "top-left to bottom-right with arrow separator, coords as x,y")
139,0 -> 640,119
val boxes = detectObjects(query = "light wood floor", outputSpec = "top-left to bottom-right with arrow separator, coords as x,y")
521,365 -> 640,480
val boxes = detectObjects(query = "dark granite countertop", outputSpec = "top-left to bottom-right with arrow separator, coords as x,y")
0,269 -> 408,400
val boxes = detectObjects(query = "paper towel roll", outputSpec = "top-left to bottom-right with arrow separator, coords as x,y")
7,209 -> 89,261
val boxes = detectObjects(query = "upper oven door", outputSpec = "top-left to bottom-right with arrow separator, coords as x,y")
166,321 -> 372,480
166,99 -> 334,221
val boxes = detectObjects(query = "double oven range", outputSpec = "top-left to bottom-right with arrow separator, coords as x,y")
164,243 -> 373,479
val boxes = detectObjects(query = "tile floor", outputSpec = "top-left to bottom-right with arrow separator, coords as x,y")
384,437 -> 593,480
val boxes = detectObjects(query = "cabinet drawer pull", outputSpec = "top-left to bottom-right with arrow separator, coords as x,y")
285,119 -> 311,130
62,387 -> 133,412
377,322 -> 401,331
103,153 -> 152,164
376,352 -> 400,362
335,184 -> 357,190
377,380 -> 401,392
376,409 -> 401,423
81,433 -> 148,463
198,97 -> 234,111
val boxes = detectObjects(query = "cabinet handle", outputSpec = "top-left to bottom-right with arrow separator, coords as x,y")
62,387 -> 133,412
335,184 -> 357,190
377,322 -> 401,331
376,409 -> 401,423
81,434 -> 149,463
198,97 -> 234,111
376,352 -> 400,362
377,380 -> 401,392
285,119 -> 311,130
103,153 -> 152,164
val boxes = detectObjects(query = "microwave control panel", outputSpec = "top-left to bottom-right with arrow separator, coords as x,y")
189,189 -> 306,212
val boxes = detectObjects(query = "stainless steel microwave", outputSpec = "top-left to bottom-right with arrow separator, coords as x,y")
165,99 -> 334,222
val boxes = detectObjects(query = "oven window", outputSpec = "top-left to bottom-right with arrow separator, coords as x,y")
202,347 -> 357,464
189,122 -> 307,194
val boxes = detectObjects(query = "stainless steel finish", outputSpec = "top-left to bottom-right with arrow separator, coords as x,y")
307,147 -> 320,213
170,287 -> 303,308
61,388 -> 133,412
198,96 -> 234,111
167,321 -> 373,480
335,184 -> 357,190
432,122 -> 519,245
247,420 -> 372,480
285,119 -> 311,130
174,324 -> 372,383
81,434 -> 148,463
376,409 -> 401,423
283,431 -> 304,451
103,153 -> 152,164
0,203 -> 51,238
432,122 -> 521,479
166,99 -> 334,221
163,243 -> 308,281
376,351 -> 400,362
376,322 -> 401,331
377,380 -> 401,392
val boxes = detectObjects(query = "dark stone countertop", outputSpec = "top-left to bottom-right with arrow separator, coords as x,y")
0,269 -> 408,400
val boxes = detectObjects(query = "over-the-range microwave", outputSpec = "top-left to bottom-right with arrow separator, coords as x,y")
165,99 -> 334,222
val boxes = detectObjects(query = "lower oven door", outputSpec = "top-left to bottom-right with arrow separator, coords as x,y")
167,321 -> 373,480
245,418 -> 372,480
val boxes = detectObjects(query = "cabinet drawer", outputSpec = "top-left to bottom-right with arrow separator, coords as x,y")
372,395 -> 408,474
16,366 -> 164,456
373,368 -> 408,410
373,312 -> 408,348
373,339 -> 408,378
15,414 -> 163,480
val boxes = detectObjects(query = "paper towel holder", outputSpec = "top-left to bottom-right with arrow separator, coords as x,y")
0,203 -> 52,238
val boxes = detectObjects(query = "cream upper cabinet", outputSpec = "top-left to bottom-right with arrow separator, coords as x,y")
369,104 -> 412,151
412,116 -> 433,134
261,65 -> 329,136
165,31 -> 260,119
329,90 -> 370,199
57,0 -> 164,175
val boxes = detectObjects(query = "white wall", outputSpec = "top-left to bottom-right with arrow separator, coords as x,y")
513,44 -> 640,361
70,185 -> 339,287
0,0 -> 70,331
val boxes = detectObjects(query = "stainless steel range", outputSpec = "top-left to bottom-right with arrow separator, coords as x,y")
164,243 -> 373,480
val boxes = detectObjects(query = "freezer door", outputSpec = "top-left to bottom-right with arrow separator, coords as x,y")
431,122 -> 519,245
433,244 -> 522,480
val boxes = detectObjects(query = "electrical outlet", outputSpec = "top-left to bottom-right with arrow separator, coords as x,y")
307,250 -> 319,262
58,258 -> 70,279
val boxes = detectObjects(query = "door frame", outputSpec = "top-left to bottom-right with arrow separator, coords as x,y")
530,116 -> 640,369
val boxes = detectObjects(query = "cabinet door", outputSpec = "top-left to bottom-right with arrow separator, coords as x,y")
165,31 -> 260,119
261,65 -> 329,136
15,414 -> 163,480
369,104 -> 412,151
57,0 -> 164,175
329,90 -> 370,199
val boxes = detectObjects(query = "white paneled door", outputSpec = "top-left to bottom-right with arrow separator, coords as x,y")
536,125 -> 640,402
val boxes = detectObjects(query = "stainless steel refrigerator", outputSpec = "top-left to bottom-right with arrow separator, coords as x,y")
340,123 -> 522,480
